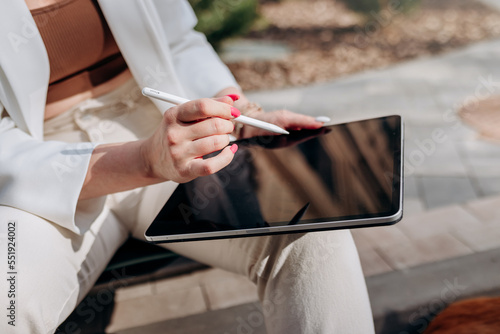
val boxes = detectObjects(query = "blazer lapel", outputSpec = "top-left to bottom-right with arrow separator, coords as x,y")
98,0 -> 186,114
0,1 -> 49,139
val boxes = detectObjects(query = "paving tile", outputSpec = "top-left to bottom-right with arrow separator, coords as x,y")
106,285 -> 207,332
403,198 -> 426,217
433,89 -> 475,110
376,233 -> 473,270
351,228 -> 374,252
403,176 -> 420,198
458,139 -> 500,178
114,282 -> 154,302
219,39 -> 292,63
364,78 -> 400,96
353,95 -> 415,114
405,122 -> 476,144
467,160 -> 500,179
459,138 -> 500,159
351,224 -> 412,251
197,268 -> 258,311
419,176 -> 478,209
397,100 -> 447,126
153,268 -> 257,311
463,195 -> 500,224
115,302 -> 268,334
444,123 -> 478,141
475,177 -> 500,197
404,140 -> 468,177
389,58 -> 455,84
154,272 -> 201,294
357,248 -> 394,277
452,224 -> 500,252
401,109 -> 447,126
433,53 -> 496,80
397,204 -> 482,240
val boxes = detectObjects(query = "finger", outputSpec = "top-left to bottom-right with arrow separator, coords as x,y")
176,98 -> 240,123
188,144 -> 238,177
184,117 -> 235,140
278,110 -> 324,130
188,134 -> 231,158
213,95 -> 237,105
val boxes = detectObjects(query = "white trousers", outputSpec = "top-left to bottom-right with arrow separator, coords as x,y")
0,80 -> 374,334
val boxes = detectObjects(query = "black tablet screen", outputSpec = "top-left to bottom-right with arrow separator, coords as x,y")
146,115 -> 402,237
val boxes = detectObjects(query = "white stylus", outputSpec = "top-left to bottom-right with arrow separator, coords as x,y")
142,87 -> 290,135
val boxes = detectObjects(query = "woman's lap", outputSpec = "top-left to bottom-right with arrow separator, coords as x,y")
0,184 -> 373,333
4,81 -> 373,333
130,183 -> 374,333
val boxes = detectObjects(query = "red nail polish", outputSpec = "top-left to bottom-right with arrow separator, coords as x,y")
230,107 -> 241,118
227,94 -> 240,101
230,144 -> 238,154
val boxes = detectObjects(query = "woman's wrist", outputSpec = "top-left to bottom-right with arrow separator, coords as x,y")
138,138 -> 165,181
79,140 -> 166,200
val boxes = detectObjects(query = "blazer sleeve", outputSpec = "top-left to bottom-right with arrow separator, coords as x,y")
154,0 -> 240,99
0,103 -> 106,235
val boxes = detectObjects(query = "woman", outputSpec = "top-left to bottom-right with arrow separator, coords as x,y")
0,1 -> 375,333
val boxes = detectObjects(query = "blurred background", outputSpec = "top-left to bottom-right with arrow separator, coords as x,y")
63,1 -> 500,333
191,0 -> 500,90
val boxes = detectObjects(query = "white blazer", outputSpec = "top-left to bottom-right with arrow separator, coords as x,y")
0,0 -> 238,234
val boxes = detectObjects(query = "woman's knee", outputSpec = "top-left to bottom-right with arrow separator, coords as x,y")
247,230 -> 357,283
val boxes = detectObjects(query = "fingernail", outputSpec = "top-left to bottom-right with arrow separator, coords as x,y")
315,116 -> 331,123
227,94 -> 240,101
228,134 -> 237,142
230,143 -> 238,154
231,107 -> 241,118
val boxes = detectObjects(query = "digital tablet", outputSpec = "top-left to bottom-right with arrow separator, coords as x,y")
145,115 -> 404,243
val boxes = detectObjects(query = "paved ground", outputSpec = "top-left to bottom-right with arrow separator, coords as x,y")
75,35 -> 500,334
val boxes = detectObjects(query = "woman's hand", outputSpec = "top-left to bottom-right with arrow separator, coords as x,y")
239,109 -> 325,139
212,87 -> 326,139
141,96 -> 239,183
